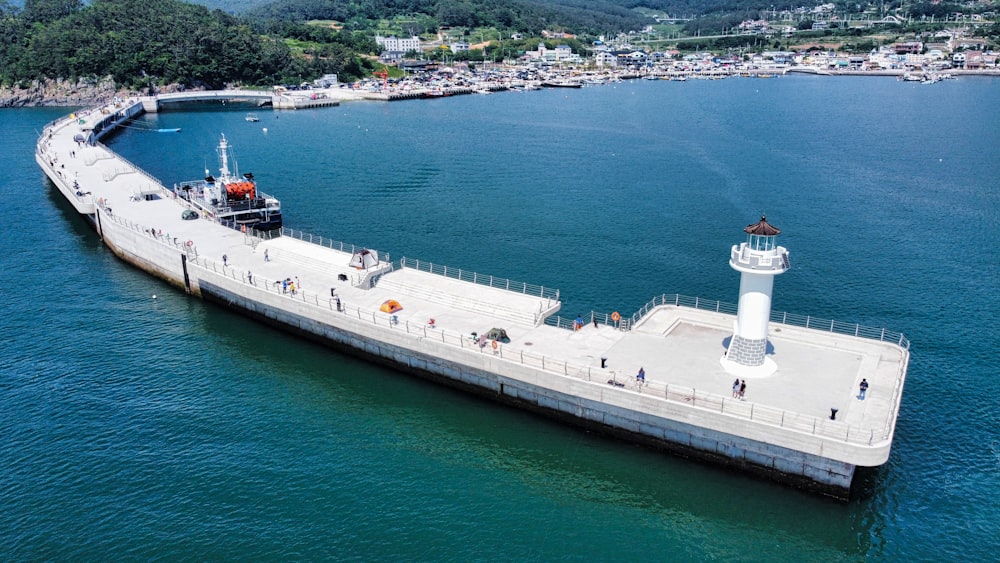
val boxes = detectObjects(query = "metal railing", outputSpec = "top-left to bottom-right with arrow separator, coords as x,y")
93,140 -> 167,190
399,256 -> 560,301
545,310 -> 625,331
188,257 -> 897,448
621,293 -> 909,349
95,199 -> 200,257
277,227 -> 388,262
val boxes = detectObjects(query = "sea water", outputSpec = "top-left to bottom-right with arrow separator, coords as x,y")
1,76 -> 998,559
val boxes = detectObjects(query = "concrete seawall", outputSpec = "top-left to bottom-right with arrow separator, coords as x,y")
194,275 -> 857,496
89,206 -> 865,496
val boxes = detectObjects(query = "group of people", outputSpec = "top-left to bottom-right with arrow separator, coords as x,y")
279,276 -> 300,295
731,378 -> 747,400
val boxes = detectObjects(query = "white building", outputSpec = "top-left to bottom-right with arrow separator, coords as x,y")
526,43 -> 580,64
595,51 -> 618,67
375,36 -> 420,53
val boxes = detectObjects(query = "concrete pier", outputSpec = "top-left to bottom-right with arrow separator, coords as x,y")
36,101 -> 909,499
137,88 -> 356,112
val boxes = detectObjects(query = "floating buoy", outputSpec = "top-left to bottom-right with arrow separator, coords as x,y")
152,295 -> 157,300
262,128 -> 268,133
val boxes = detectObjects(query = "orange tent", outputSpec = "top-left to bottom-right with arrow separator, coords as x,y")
379,300 -> 403,313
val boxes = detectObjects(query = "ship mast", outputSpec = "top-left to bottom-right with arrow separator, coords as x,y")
217,134 -> 232,180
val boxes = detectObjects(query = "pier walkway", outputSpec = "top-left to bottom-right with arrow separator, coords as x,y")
37,99 -> 909,497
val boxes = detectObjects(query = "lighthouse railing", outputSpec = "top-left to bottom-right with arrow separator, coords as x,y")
624,294 -> 909,349
770,310 -> 910,350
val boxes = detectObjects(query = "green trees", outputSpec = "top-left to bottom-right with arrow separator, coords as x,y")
21,0 -> 82,24
0,0 -> 374,88
245,0 -> 651,35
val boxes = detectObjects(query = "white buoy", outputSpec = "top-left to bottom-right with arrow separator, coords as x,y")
152,294 -> 157,299
262,128 -> 268,133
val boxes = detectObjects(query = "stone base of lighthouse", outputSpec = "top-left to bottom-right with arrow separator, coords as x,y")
721,335 -> 778,377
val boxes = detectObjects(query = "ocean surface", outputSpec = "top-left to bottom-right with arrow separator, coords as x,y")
2,76 -> 998,560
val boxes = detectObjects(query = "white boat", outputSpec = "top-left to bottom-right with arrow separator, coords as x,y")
245,113 -> 259,122
173,134 -> 282,231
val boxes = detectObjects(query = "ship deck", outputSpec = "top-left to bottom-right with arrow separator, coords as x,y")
38,100 -> 908,471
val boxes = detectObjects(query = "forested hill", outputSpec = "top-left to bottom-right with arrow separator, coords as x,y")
245,0 -> 652,34
0,0 -> 374,89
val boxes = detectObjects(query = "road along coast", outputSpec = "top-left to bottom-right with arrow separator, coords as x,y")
36,98 -> 910,500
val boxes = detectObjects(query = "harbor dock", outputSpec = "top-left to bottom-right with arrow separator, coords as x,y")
37,98 -> 909,499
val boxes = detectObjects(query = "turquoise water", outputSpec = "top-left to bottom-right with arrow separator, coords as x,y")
2,76 -> 998,559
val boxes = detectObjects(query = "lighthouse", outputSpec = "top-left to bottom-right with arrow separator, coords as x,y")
722,215 -> 790,376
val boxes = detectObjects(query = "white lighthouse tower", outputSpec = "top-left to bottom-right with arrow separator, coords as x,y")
722,215 -> 790,376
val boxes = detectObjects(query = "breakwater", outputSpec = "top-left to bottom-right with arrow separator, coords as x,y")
35,95 -> 909,500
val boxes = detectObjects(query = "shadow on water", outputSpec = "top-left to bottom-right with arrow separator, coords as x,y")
44,181 -> 104,251
180,296 -> 875,558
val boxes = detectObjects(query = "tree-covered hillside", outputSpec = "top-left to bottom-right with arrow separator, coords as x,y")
0,0 -> 375,88
245,0 -> 652,34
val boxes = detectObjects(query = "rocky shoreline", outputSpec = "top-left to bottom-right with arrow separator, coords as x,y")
0,77 -> 185,108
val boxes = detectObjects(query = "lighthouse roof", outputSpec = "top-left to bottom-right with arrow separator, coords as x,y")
744,215 -> 780,236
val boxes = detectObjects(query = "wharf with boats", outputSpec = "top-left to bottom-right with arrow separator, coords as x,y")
36,97 -> 909,500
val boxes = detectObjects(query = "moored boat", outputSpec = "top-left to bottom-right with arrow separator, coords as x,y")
173,134 -> 282,231
541,81 -> 582,88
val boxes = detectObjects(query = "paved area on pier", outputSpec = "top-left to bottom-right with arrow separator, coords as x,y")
40,103 -> 908,458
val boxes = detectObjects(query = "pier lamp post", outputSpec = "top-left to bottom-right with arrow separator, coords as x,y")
721,215 -> 790,377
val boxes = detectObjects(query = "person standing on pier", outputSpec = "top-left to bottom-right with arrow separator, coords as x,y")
739,380 -> 746,400
264,249 -> 269,262
859,379 -> 869,400
223,254 -> 228,267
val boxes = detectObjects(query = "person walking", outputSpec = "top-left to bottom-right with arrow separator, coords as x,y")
859,378 -> 869,400
264,249 -> 269,262
637,367 -> 645,384
222,254 -> 228,267
732,378 -> 740,398
738,380 -> 746,400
